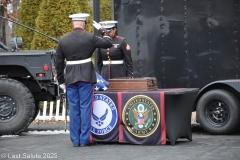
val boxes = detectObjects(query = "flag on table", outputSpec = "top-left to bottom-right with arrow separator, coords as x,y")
94,72 -> 109,91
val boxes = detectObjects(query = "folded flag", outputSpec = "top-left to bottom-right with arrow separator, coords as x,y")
94,72 -> 109,91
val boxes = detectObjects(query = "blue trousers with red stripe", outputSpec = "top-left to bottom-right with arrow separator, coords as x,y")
66,81 -> 93,145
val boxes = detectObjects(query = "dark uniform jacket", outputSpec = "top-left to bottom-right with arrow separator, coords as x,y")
97,36 -> 133,80
56,28 -> 112,86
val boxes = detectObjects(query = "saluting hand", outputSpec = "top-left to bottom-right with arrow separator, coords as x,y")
93,20 -> 109,37
92,20 -> 102,30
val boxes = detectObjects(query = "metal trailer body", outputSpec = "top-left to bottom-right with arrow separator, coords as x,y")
112,0 -> 240,134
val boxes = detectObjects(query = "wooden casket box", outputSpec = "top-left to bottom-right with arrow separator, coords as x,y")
108,77 -> 158,92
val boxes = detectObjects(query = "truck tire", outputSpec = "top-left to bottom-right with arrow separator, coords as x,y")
33,101 -> 40,121
196,89 -> 240,134
0,78 -> 35,135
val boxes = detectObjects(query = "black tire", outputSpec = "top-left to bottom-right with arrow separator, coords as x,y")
197,89 -> 240,134
33,101 -> 40,121
0,78 -> 35,135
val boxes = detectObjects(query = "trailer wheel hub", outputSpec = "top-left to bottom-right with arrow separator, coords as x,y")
0,96 -> 18,122
207,101 -> 229,124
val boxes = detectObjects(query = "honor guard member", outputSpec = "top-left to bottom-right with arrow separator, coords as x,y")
55,13 -> 112,147
97,21 -> 133,80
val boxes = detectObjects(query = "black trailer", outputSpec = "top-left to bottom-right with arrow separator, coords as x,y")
111,0 -> 240,134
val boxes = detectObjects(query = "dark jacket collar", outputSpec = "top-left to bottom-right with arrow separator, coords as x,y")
73,28 -> 84,32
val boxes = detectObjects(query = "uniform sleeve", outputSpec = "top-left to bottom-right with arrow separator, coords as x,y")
121,39 -> 133,77
55,42 -> 65,85
93,35 -> 113,48
97,48 -> 103,74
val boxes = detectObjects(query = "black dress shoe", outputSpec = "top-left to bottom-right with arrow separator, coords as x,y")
73,144 -> 80,147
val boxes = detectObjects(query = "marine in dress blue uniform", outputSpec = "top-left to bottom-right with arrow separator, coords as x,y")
97,21 -> 133,80
55,13 -> 112,147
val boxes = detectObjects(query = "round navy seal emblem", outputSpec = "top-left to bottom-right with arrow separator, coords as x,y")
91,94 -> 118,135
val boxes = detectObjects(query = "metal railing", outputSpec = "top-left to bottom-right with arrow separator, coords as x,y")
36,100 -> 69,121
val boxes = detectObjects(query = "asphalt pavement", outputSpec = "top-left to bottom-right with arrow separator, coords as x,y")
1,123 -> 240,160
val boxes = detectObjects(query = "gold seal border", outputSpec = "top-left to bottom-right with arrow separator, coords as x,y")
122,95 -> 160,138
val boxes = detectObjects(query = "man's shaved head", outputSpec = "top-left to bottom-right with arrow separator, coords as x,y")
73,21 -> 86,29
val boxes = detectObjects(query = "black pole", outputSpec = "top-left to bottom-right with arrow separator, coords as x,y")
111,0 -> 114,20
0,5 -> 6,45
93,0 -> 100,35
93,0 -> 101,71
111,0 -> 117,35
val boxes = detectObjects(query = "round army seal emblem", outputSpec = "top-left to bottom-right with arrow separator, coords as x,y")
122,95 -> 160,138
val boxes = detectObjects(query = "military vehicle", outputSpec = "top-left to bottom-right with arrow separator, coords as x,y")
0,15 -> 59,135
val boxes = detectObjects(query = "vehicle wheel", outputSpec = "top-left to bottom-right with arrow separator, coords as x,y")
33,101 -> 40,121
197,89 -> 240,134
30,101 -> 40,122
0,78 -> 35,135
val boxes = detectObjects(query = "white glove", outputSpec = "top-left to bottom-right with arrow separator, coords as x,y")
60,83 -> 66,93
93,20 -> 102,30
